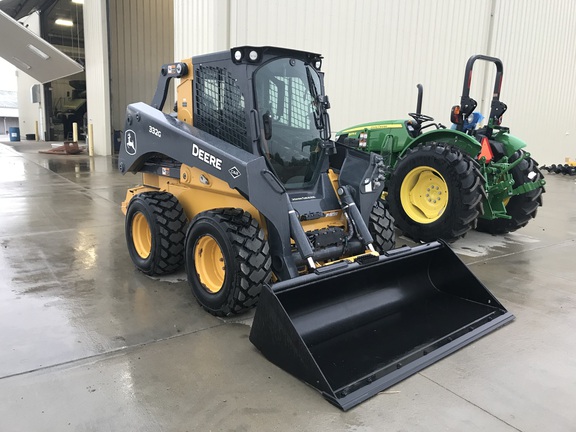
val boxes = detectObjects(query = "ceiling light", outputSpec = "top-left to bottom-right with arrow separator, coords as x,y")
71,0 -> 84,4
55,18 -> 73,27
27,44 -> 50,60
11,57 -> 31,70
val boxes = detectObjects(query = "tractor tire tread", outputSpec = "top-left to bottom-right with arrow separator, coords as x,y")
388,142 -> 485,242
192,208 -> 271,317
369,199 -> 396,252
128,192 -> 187,275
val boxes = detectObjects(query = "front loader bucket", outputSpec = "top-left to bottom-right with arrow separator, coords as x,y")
249,241 -> 513,411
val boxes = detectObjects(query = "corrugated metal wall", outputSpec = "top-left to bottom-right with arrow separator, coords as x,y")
489,0 -> 576,163
174,0 -> 576,164
109,0 -> 174,134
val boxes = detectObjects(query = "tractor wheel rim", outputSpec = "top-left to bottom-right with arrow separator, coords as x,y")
194,235 -> 225,293
132,212 -> 152,259
400,166 -> 449,224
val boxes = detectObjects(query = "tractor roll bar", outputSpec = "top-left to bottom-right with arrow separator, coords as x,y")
462,55 -> 504,101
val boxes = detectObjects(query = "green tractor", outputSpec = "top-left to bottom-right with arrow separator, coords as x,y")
336,55 -> 546,243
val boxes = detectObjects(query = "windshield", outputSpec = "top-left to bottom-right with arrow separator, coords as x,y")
254,58 -> 324,188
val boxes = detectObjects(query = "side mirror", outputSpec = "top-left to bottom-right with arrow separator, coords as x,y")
263,111 -> 272,140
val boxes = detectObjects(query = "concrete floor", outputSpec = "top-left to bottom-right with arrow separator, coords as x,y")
0,140 -> 575,431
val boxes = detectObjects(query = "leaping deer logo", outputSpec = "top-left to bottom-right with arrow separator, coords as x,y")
125,130 -> 137,155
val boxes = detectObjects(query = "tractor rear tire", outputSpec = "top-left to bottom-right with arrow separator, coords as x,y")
185,208 -> 272,317
387,143 -> 485,242
476,150 -> 544,234
369,199 -> 396,252
125,192 -> 187,275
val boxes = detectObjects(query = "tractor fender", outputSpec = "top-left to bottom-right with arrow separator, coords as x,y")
493,132 -> 527,157
405,129 -> 482,158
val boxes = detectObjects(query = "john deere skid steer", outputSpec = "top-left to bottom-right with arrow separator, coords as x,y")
337,55 -> 546,243
119,47 -> 513,410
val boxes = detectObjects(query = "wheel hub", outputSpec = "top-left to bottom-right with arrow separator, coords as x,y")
194,235 -> 225,293
132,212 -> 152,259
400,166 -> 449,223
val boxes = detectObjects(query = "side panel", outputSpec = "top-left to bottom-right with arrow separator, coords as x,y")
409,129 -> 482,158
176,59 -> 194,125
122,168 -> 266,228
337,121 -> 413,166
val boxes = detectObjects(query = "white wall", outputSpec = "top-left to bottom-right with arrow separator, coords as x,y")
489,0 -> 576,164
83,0 -> 111,155
174,0 -> 576,164
0,58 -> 18,92
174,0 -> 228,62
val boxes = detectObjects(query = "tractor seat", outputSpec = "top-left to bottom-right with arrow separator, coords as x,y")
406,120 -> 421,138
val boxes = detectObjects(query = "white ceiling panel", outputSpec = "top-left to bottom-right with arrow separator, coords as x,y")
0,10 -> 83,83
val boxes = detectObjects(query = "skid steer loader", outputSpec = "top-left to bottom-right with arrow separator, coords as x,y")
119,46 -> 513,410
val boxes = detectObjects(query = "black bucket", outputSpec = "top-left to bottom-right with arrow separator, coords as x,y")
249,241 -> 513,411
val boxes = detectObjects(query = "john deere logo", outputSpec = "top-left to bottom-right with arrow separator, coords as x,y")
125,130 -> 137,155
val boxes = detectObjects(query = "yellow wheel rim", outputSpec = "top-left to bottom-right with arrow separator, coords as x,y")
194,235 -> 225,293
132,212 -> 152,259
400,166 -> 449,224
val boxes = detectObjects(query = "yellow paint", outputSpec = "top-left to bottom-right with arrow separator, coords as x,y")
177,58 -> 194,125
194,235 -> 225,293
341,123 -> 403,134
400,166 -> 449,223
121,167 -> 265,229
301,212 -> 345,231
132,212 -> 152,258
122,167 -> 377,273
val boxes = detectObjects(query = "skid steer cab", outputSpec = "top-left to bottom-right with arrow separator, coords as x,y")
119,46 -> 513,410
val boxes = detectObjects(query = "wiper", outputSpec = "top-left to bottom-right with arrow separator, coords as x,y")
305,66 -> 333,149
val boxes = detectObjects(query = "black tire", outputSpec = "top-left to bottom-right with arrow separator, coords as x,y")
387,143 -> 485,242
369,199 -> 396,252
185,208 -> 272,317
476,150 -> 545,234
125,192 -> 187,275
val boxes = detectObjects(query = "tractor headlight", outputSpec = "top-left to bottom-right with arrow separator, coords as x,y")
359,132 -> 368,148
